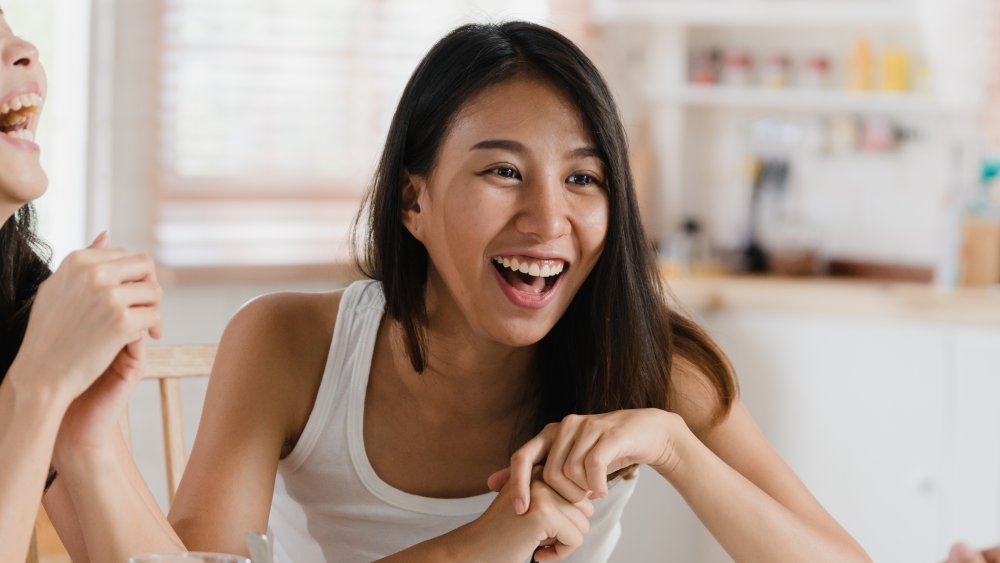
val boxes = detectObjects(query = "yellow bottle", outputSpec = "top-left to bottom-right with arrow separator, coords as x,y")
882,46 -> 910,92
846,37 -> 874,91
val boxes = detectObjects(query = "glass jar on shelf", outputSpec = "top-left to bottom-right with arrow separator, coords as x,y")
721,50 -> 754,87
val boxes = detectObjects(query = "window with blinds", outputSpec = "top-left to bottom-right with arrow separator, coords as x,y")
153,0 -> 559,277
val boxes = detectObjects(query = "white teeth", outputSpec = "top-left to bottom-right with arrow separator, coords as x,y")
492,256 -> 566,279
0,93 -> 43,117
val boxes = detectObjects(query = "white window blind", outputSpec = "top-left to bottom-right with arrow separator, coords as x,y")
153,0 -> 554,274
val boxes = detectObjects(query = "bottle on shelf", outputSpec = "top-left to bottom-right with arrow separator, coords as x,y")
957,161 -> 1000,286
846,36 -> 875,91
881,45 -> 911,92
663,217 -> 713,276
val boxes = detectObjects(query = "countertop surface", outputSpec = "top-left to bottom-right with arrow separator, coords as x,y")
663,271 -> 1000,328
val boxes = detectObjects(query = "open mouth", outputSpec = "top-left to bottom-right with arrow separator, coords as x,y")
492,256 -> 568,295
0,93 -> 43,142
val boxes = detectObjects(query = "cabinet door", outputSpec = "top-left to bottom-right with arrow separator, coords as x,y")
701,311 -> 948,562
946,328 -> 1000,548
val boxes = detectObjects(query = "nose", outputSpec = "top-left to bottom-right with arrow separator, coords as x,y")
514,174 -> 572,242
1,36 -> 38,69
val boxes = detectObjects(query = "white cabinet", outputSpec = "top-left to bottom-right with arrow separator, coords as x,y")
613,310 -> 1000,562
705,311 -> 948,562
946,328 -> 1000,547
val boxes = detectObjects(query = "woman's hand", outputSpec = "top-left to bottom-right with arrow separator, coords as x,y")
490,409 -> 683,514
946,543 -> 1000,563
454,467 -> 594,563
11,232 -> 162,404
52,339 -> 145,467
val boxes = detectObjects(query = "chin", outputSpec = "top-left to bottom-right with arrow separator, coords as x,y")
0,166 -> 48,206
488,318 -> 559,348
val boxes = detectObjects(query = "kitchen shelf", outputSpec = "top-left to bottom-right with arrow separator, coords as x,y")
596,1 -> 910,27
662,85 -> 956,114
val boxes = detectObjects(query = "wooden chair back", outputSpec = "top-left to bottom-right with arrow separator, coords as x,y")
29,344 -> 218,562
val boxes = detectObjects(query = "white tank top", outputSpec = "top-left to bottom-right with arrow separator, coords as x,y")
267,280 -> 636,563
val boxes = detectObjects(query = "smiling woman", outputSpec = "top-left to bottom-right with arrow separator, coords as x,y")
165,20 -> 870,563
0,6 -> 183,563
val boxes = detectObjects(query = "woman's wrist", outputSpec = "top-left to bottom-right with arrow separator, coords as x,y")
54,427 -> 128,478
650,411 -> 699,483
4,357 -> 75,415
6,352 -> 78,410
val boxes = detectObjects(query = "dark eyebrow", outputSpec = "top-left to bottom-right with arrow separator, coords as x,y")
470,139 -> 525,153
569,146 -> 603,160
470,139 -> 603,161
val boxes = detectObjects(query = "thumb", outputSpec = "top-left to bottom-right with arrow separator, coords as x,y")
89,230 -> 110,249
949,543 -> 987,563
487,467 -> 511,492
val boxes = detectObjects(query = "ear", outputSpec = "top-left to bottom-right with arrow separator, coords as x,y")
401,172 -> 426,240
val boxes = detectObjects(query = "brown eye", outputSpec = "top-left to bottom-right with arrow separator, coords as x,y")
492,166 -> 520,180
568,173 -> 597,186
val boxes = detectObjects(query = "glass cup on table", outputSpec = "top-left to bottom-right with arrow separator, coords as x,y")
129,553 -> 251,563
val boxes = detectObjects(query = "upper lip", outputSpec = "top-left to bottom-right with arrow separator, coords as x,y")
1,82 -> 42,108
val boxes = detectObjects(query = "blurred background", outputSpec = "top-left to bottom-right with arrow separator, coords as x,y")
8,0 -> 1000,561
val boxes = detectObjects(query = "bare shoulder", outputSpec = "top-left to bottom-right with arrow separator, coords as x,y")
213,289 -> 347,435
226,289 -> 344,355
668,356 -> 733,438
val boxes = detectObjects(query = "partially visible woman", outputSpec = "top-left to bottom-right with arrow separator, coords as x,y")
0,8 -> 182,562
947,543 -> 1000,563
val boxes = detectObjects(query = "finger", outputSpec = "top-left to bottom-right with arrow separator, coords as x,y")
124,306 -> 162,336
542,419 -> 590,503
89,231 -> 110,249
510,426 -> 556,514
983,547 -> 1000,563
562,428 -> 602,496
545,521 -> 585,562
574,496 -> 595,519
124,337 -> 146,364
149,320 -> 163,340
558,497 -> 592,534
66,247 -> 130,267
108,353 -> 142,384
950,543 -> 988,563
102,254 -> 159,284
113,281 -> 163,308
487,467 -> 510,492
583,435 -> 623,498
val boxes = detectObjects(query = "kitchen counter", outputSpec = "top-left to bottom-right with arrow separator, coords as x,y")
662,271 -> 1000,328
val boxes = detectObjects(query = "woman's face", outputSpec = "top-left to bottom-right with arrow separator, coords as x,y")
404,77 -> 609,348
0,15 -> 45,219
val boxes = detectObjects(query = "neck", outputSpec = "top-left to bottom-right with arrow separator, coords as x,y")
1,204 -> 17,227
387,290 -> 539,425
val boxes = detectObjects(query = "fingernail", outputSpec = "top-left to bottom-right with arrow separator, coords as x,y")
514,497 -> 526,515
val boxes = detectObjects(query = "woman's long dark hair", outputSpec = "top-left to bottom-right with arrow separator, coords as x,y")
1,204 -> 51,380
355,21 -> 736,433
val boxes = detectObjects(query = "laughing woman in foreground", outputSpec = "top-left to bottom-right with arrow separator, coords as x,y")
0,8 -> 182,561
169,21 -> 872,562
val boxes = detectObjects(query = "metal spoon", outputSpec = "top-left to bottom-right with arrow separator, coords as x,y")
245,531 -> 273,563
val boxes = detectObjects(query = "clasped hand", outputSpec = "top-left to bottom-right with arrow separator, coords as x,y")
478,409 -> 680,561
13,233 -> 163,464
